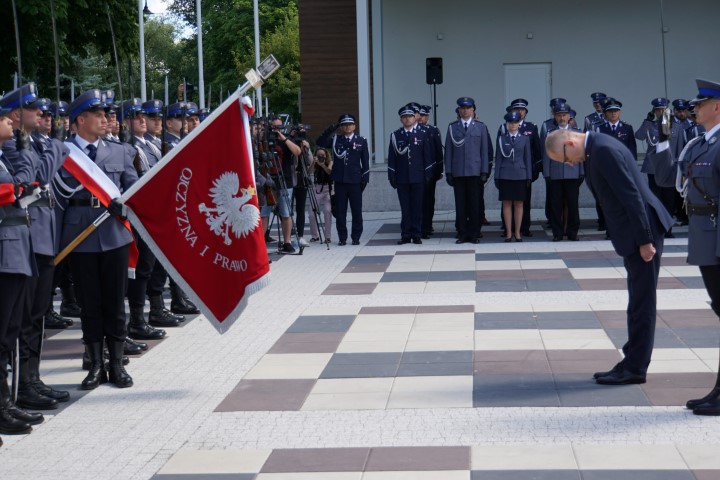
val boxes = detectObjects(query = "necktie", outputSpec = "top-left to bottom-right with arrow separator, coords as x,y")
86,144 -> 97,161
464,122 -> 468,131
511,135 -> 515,144
611,125 -> 616,133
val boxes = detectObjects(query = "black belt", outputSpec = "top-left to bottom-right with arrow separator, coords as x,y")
29,196 -> 56,208
68,197 -> 102,208
686,203 -> 718,216
0,216 -> 30,227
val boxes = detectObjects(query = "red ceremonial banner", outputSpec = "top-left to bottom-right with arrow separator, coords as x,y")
122,92 -> 270,333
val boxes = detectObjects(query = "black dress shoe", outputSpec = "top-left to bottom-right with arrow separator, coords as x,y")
504,237 -> 512,243
665,231 -> 675,239
693,398 -> 720,415
552,236 -> 563,242
351,239 -> 360,245
514,236 -> 523,242
338,240 -> 346,246
32,380 -> 70,403
7,405 -> 44,425
44,311 -> 69,330
412,238 -> 422,244
469,238 -> 481,244
421,233 -> 430,239
125,337 -> 148,351
128,321 -> 166,340
595,368 -> 646,385
567,235 -> 579,241
455,238 -> 466,244
593,362 -> 623,379
60,300 -> 82,318
687,387 -> 720,410
0,408 -> 32,435
123,339 -> 144,356
397,238 -> 411,245
597,225 -> 607,231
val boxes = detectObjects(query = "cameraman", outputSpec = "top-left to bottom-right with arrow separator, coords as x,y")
309,147 -> 334,243
291,126 -> 313,247
270,116 -> 302,253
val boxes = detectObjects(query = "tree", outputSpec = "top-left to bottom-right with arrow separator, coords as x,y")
0,0 -> 138,99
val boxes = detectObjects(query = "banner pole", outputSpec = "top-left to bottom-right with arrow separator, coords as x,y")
53,212 -> 111,265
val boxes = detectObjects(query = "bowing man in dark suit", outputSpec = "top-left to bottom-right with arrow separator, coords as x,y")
651,79 -> 720,415
545,128 -> 673,385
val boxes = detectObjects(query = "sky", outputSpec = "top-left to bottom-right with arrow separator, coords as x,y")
146,0 -> 169,14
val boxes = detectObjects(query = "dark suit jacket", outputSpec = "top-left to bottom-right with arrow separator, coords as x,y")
584,132 -> 673,257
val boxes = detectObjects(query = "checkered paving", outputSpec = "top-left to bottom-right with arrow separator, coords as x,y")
151,445 -> 720,479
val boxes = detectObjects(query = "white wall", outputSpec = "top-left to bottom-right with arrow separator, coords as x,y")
373,0 -> 720,162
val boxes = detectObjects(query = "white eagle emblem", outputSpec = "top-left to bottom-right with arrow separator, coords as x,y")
198,171 -> 260,245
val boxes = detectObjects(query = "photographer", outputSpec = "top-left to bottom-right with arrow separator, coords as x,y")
269,116 -> 302,253
308,147 -> 334,243
291,126 -> 312,247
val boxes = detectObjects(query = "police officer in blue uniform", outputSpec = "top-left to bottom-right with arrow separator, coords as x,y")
0,103 -> 48,436
495,111 -> 532,242
651,79 -> 720,414
635,97 -> 681,238
418,105 -> 443,238
57,89 -> 137,390
317,114 -> 370,246
388,104 -> 434,244
543,103 -> 584,241
583,92 -> 607,132
1,84 -> 70,411
445,97 -> 491,244
499,99 -> 542,237
596,98 -> 637,159
672,99 -> 693,129
540,98 -> 568,225
163,102 -> 186,149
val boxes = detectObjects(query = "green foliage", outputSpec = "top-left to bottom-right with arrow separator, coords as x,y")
0,0 -> 137,98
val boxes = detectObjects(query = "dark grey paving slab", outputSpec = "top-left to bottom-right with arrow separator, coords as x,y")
286,315 -> 356,333
475,315 -> 536,329
581,471 -> 694,480
673,328 -> 720,348
651,329 -> 686,348
604,328 -> 629,349
428,271 -> 477,281
401,351 -> 473,363
472,471 -> 580,480
516,252 -> 562,260
476,253 -> 519,261
678,276 -> 707,288
474,373 -> 555,390
473,388 -> 561,407
322,283 -> 377,295
347,255 -> 394,264
360,306 -> 417,314
563,258 -> 616,268
320,363 -> 399,378
396,362 -> 473,376
476,280 -> 527,292
380,272 -> 430,282
329,353 -> 403,365
554,374 -> 651,407
535,311 -> 600,329
366,446 -> 470,471
525,279 -> 580,291
260,447 -> 370,473
153,475 -> 256,480
664,245 -> 688,253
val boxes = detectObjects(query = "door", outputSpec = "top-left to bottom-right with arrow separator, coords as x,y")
503,63 -> 552,127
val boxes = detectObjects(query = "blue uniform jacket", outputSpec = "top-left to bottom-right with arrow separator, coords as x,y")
419,123 -> 444,176
596,121 -> 638,160
584,132 -> 673,257
635,119 -> 682,174
2,137 -> 68,256
387,127 -> 433,184
651,128 -> 720,266
316,132 -> 370,185
498,121 -> 541,178
494,133 -> 532,181
57,138 -> 138,252
583,111 -> 605,133
444,120 -> 492,177
0,154 -> 35,276
543,127 -> 585,179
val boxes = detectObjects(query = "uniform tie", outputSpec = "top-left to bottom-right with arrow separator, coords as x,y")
464,122 -> 468,131
511,135 -> 516,144
611,124 -> 616,133
86,144 -> 97,161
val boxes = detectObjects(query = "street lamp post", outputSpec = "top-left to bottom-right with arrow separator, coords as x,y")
139,0 -> 148,101
197,0 -> 205,109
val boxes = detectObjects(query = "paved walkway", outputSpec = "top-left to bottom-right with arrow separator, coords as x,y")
2,210 -> 720,480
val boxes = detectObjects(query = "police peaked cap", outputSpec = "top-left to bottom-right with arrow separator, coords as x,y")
690,79 -> 720,104
49,101 -> 69,117
199,108 -> 210,120
601,98 -> 622,111
166,102 -> 188,118
338,114 -> 356,125
419,105 -> 431,115
553,103 -> 572,114
0,83 -> 38,111
549,98 -> 567,108
142,99 -> 164,116
672,99 -> 689,110
186,102 -> 199,115
456,97 -> 475,109
31,97 -> 51,113
118,98 -> 144,123
504,111 -> 522,122
69,89 -> 107,123
398,104 -> 415,117
590,92 -> 607,102
510,98 -> 529,110
651,97 -> 669,108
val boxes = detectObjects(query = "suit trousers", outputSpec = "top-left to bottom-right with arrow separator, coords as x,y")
70,245 -> 129,343
127,234 -> 156,308
549,179 -> 580,238
334,182 -> 363,242
453,176 -> 481,240
397,182 -> 425,240
648,174 -> 676,219
20,254 -> 54,363
0,273 -> 29,383
621,211 -> 665,375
